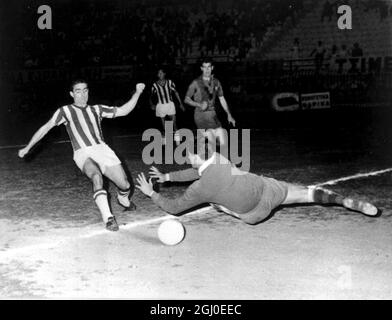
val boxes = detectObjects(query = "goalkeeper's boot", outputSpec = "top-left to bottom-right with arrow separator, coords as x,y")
342,198 -> 379,216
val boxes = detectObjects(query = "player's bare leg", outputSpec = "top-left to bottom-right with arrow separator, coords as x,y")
159,117 -> 166,145
83,158 -> 118,231
167,115 -> 181,145
203,128 -> 227,147
104,164 -> 136,211
283,184 -> 379,216
202,130 -> 215,142
214,127 -> 227,146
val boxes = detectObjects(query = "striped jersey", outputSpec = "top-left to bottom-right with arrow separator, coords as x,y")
151,79 -> 176,104
50,104 -> 117,151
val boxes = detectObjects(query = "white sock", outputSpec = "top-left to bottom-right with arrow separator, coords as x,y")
93,190 -> 112,223
307,186 -> 316,202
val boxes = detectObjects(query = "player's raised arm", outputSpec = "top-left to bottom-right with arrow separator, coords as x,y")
114,83 -> 145,117
18,117 -> 57,158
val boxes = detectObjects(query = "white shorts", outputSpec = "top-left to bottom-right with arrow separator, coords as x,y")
73,144 -> 121,174
156,102 -> 176,118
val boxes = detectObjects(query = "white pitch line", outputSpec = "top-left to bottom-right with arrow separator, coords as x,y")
52,139 -> 70,145
0,242 -> 62,259
0,134 -> 141,150
309,167 -> 392,187
0,141 -> 71,150
79,206 -> 215,239
0,206 -> 214,260
0,167 -> 391,259
0,144 -> 26,150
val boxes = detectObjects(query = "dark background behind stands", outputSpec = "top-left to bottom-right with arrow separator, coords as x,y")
0,0 -> 391,148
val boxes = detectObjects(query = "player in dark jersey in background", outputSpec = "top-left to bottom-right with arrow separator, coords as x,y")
184,58 -> 236,145
18,80 -> 145,231
150,68 -> 185,145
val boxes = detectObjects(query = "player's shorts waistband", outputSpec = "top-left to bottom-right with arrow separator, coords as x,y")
73,143 -> 108,153
157,101 -> 175,107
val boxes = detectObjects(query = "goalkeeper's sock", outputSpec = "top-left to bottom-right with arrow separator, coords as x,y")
308,187 -> 344,205
93,189 -> 113,223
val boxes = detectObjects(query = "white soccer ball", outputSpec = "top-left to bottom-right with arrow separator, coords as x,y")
158,219 -> 185,246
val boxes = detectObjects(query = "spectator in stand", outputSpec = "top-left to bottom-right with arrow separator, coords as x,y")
379,0 -> 389,21
351,42 -> 364,57
291,37 -> 301,57
321,0 -> 334,22
310,41 -> 326,73
338,44 -> 349,59
290,38 -> 301,71
327,44 -> 339,72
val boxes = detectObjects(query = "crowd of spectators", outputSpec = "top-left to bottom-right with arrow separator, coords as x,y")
289,37 -> 365,73
308,41 -> 365,73
10,0 -> 303,70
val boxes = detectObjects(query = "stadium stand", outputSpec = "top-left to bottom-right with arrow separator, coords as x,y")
10,0 -> 304,69
263,0 -> 392,62
1,0 -> 391,142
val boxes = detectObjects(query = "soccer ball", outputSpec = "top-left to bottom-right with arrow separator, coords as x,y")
157,219 -> 185,246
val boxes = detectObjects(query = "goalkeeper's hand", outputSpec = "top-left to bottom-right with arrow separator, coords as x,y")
149,166 -> 168,183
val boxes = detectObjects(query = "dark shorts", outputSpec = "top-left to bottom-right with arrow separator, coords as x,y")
240,177 -> 289,225
194,110 -> 221,129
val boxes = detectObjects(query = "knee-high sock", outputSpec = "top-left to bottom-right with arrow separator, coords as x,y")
174,131 -> 181,144
93,189 -> 112,223
308,187 -> 378,216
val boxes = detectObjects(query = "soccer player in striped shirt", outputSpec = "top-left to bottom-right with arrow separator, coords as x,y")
184,58 -> 236,145
136,141 -> 379,224
150,68 -> 185,145
18,80 -> 146,231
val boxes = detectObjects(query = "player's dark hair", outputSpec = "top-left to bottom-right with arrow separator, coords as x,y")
200,57 -> 214,66
70,79 -> 88,91
157,67 -> 167,74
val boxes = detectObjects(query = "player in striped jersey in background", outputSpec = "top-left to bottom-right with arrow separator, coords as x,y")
18,80 -> 145,231
149,68 -> 185,145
